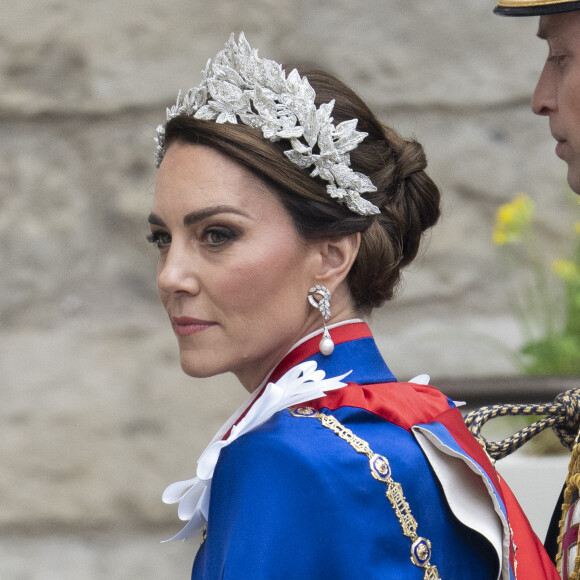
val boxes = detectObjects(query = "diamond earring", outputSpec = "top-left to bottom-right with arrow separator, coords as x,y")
308,284 -> 335,356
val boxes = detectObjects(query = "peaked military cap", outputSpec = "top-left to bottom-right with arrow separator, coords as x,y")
495,0 -> 580,15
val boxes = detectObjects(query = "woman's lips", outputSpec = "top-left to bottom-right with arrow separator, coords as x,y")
171,316 -> 216,336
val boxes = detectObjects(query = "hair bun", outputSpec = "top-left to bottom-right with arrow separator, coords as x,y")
396,139 -> 427,182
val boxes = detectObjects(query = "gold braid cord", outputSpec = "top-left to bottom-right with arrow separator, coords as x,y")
557,432 -> 580,579
290,406 -> 440,580
464,388 -> 580,461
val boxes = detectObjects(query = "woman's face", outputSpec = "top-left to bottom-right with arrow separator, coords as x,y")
150,143 -> 324,391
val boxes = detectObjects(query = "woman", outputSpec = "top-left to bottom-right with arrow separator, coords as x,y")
149,33 -> 558,579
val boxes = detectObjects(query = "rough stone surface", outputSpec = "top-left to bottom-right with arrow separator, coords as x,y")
2,0 -> 577,575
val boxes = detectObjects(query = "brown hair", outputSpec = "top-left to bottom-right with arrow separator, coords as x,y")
161,67 -> 440,313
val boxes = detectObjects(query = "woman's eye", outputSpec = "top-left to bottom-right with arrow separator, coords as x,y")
146,231 -> 171,248
204,227 -> 236,246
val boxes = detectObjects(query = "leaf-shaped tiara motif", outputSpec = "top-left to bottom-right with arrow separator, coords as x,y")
155,32 -> 380,217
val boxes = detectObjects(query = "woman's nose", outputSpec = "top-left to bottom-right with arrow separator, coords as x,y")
532,62 -> 557,117
157,246 -> 200,296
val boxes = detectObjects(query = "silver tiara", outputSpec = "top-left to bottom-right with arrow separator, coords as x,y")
155,32 -> 380,217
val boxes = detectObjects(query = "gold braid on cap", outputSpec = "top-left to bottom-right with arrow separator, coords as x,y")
495,0 -> 580,14
497,0 -> 577,6
155,33 -> 380,217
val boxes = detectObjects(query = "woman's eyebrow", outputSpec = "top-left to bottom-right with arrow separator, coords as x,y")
182,205 -> 250,227
147,206 -> 250,228
148,213 -> 166,227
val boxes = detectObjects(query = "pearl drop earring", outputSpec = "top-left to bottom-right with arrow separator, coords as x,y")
308,284 -> 335,356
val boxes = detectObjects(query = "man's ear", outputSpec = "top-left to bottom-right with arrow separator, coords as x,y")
313,232 -> 361,290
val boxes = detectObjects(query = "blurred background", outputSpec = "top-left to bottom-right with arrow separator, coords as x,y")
2,0 -> 579,577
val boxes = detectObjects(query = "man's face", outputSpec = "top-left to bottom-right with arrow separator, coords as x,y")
532,12 -> 580,194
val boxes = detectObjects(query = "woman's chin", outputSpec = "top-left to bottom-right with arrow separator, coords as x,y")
178,352 -> 231,379
180,362 -> 218,379
178,356 -> 213,378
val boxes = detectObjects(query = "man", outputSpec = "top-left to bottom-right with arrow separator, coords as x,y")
495,0 -> 580,194
494,3 -> 580,576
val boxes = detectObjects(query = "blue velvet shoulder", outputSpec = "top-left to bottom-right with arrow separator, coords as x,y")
192,405 -> 498,580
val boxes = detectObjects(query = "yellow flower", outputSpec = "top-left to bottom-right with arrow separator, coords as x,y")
492,230 -> 507,245
492,193 -> 535,245
497,205 -> 516,224
553,259 -> 580,283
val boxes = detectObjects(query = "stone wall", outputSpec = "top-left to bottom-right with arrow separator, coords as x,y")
1,0 -> 575,577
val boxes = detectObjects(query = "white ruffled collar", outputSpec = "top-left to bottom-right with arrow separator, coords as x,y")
162,360 -> 351,541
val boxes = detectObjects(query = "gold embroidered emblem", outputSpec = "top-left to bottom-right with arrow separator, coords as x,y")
411,538 -> 432,567
370,453 -> 391,482
289,406 -> 440,579
290,406 -> 318,417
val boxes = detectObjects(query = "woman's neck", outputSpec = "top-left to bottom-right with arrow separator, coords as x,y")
238,317 -> 364,394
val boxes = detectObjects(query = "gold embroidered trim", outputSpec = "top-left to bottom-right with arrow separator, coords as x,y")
290,406 -> 440,579
509,525 -> 519,579
557,432 -> 580,579
497,0 -> 577,7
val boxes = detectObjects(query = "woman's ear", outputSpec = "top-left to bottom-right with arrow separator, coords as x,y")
314,232 -> 361,290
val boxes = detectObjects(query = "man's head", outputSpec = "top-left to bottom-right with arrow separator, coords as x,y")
494,0 -> 580,194
532,12 -> 580,193
496,2 -> 580,194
